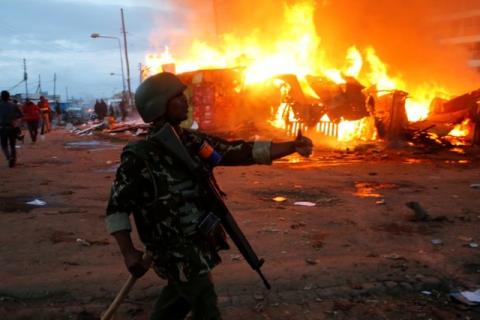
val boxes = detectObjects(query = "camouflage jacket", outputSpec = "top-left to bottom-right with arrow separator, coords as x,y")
106,127 -> 272,281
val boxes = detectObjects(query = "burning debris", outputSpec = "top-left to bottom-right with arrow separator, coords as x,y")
138,1 -> 479,149
171,68 -> 479,150
67,120 -> 150,136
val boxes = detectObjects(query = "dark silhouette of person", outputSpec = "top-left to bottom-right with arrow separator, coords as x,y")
119,98 -> 128,121
0,91 -> 23,167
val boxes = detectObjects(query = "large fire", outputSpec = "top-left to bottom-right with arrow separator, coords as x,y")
143,0 -> 473,144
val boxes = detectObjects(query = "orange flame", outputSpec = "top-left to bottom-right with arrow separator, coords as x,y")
144,0 -> 457,143
448,118 -> 471,137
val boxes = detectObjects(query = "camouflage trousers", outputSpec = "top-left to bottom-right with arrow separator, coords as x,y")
150,273 -> 222,320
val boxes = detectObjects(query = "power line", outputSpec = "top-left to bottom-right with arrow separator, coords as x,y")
8,79 -> 25,91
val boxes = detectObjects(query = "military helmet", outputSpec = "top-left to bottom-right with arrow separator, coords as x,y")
135,72 -> 187,123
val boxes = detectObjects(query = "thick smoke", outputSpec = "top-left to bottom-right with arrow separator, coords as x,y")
154,0 -> 479,93
314,0 -> 480,93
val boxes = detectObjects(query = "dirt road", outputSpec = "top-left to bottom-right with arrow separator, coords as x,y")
1,129 -> 479,319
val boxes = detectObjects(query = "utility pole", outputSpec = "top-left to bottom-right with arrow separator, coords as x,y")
53,73 -> 57,101
120,8 -> 133,108
65,86 -> 69,102
138,63 -> 142,83
23,58 -> 28,99
36,74 -> 42,94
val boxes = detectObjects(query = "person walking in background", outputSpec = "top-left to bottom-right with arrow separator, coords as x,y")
99,99 -> 108,121
94,99 -> 104,121
108,103 -> 116,118
119,97 -> 128,122
38,96 -> 51,134
0,90 -> 23,167
22,99 -> 41,143
54,100 -> 62,127
12,99 -> 24,143
94,99 -> 100,116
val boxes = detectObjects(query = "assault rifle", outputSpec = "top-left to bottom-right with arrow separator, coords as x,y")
151,123 -> 271,289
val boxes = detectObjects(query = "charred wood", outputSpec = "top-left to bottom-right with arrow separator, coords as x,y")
374,91 -> 409,143
472,101 -> 480,146
436,89 -> 480,114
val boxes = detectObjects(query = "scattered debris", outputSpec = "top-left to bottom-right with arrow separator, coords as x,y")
260,227 -> 281,233
67,120 -> 150,137
305,258 -> 317,265
376,199 -> 386,205
74,238 -> 109,246
450,289 -> 480,306
406,201 -> 430,221
431,239 -> 443,246
468,243 -> 479,248
272,196 -> 287,202
470,183 -> 480,189
73,238 -> 110,246
105,122 -> 150,134
26,199 -> 47,206
230,254 -> 242,261
421,291 -> 432,296
294,201 -> 316,207
76,238 -> 91,246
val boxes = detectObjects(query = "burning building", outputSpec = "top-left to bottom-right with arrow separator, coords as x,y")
140,0 -> 480,148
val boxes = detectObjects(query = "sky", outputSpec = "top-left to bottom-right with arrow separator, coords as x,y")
0,0 -> 178,100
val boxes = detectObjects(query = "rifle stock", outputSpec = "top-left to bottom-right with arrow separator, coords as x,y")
151,124 -> 271,289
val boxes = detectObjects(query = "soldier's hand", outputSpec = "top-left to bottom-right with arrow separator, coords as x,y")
123,249 -> 150,278
294,129 -> 313,157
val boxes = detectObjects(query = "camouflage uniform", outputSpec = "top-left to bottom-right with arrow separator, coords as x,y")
106,126 -> 272,319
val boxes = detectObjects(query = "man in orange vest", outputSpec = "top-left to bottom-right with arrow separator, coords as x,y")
22,99 -> 41,143
38,95 -> 51,134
